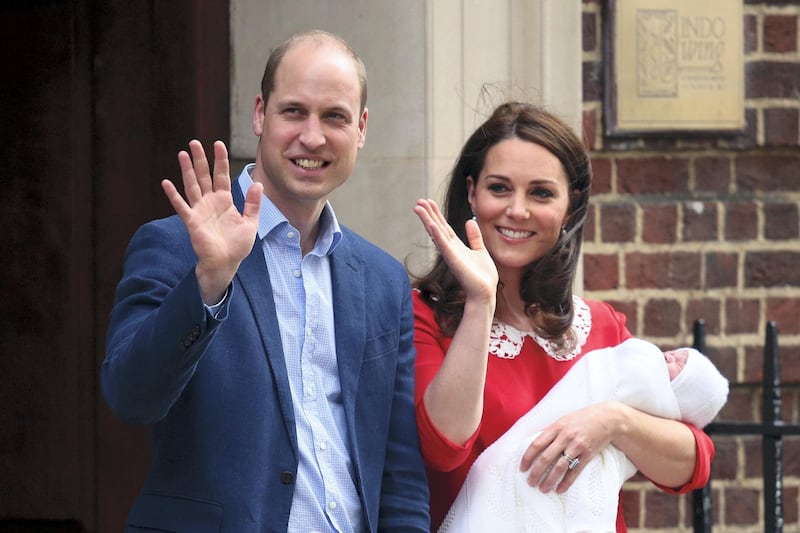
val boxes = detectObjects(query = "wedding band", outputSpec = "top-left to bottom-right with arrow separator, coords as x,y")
561,452 -> 580,470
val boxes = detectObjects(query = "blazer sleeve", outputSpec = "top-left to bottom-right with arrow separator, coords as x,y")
101,218 -> 226,425
376,277 -> 431,532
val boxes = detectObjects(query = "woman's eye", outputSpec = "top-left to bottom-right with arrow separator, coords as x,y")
532,188 -> 554,198
487,183 -> 508,193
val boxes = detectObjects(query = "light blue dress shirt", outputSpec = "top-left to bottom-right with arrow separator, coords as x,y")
239,165 -> 363,533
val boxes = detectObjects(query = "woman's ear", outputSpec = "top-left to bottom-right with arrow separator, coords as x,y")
466,176 -> 476,211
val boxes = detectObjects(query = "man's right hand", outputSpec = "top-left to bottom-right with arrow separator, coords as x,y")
161,140 -> 263,305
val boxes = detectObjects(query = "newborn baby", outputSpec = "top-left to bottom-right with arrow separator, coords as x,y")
439,338 -> 729,533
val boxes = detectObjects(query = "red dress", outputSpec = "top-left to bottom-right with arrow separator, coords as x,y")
413,291 -> 715,531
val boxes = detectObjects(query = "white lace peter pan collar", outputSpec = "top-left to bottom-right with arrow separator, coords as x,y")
488,296 -> 591,361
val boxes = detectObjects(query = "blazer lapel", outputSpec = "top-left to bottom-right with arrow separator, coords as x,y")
232,179 -> 297,450
330,237 -> 366,441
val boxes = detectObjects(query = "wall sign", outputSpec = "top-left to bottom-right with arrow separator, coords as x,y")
605,0 -> 744,134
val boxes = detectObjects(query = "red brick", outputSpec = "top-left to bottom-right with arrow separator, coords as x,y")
640,137 -> 678,150
741,344 -> 799,383
725,487 -> 761,525
706,252 -> 738,289
687,299 -> 721,335
621,490 -> 640,528
764,107 -> 799,146
643,490 -> 680,527
582,108 -> 597,150
606,299 -> 637,334
745,14 -> 758,53
743,437 -> 763,478
706,346 -> 737,387
726,298 -> 761,335
642,204 -> 677,244
643,298 -> 681,337
737,154 -> 800,192
584,203 -> 596,241
725,202 -> 758,241
764,15 -> 798,53
746,61 -> 800,98
683,201 -> 718,241
678,137 -> 716,150
617,157 -> 690,194
625,252 -> 702,289
764,201 -> 800,240
711,487 -> 722,524
590,157 -> 612,193
743,345 -> 764,383
785,485 -> 799,524
694,156 -> 731,193
710,437 -> 738,480
583,253 -> 619,290
745,251 -> 800,287
720,387 -> 756,422
766,297 -> 800,334
583,60 -> 602,102
780,345 -> 800,382
719,108 -> 759,150
600,203 -> 636,243
582,12 -> 597,52
785,436 -> 800,479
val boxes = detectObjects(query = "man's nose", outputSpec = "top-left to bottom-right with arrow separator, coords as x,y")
299,116 -> 326,149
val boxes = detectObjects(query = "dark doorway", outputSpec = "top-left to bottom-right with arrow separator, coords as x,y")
0,1 -> 229,530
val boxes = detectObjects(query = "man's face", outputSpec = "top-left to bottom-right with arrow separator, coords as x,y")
252,39 -> 367,219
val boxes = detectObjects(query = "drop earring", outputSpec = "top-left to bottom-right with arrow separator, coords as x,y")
471,211 -> 477,222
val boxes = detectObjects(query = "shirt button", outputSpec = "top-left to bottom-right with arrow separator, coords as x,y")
293,269 -> 301,278
328,501 -> 337,510
319,442 -> 327,450
287,231 -> 295,239
305,327 -> 312,336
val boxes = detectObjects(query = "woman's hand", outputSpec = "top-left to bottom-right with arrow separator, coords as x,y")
519,401 -> 624,494
414,198 -> 498,304
519,400 -> 697,493
414,198 -> 499,444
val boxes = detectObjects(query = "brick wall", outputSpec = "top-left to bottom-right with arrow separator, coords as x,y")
581,1 -> 800,531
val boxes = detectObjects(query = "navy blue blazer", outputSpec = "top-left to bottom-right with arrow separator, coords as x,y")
102,180 -> 430,532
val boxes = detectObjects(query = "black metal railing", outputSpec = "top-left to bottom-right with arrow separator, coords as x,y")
692,320 -> 800,533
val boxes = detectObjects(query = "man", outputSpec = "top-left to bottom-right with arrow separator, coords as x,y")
102,30 -> 430,532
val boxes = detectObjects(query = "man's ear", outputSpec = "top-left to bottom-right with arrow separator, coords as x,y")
357,107 -> 368,149
253,95 -> 266,136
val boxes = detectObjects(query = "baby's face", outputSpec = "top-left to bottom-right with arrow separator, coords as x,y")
664,348 -> 689,380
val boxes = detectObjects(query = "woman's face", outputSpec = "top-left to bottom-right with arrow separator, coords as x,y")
467,138 -> 571,277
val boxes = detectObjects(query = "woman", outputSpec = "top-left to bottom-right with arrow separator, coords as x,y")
412,101 -> 714,531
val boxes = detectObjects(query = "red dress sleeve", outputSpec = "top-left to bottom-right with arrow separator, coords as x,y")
653,423 -> 715,493
413,291 -> 482,471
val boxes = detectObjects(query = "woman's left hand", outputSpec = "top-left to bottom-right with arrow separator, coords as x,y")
519,401 -> 625,493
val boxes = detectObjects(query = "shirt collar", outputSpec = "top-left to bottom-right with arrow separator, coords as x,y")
237,164 -> 342,256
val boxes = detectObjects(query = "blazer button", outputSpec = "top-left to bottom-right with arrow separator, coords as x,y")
280,471 -> 294,484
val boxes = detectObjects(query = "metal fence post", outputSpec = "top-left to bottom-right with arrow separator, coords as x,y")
692,320 -> 712,533
762,321 -> 783,533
